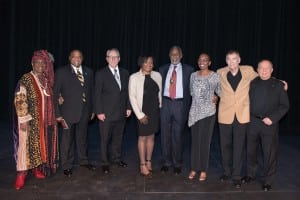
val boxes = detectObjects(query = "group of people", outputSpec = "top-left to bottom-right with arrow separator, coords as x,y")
13,47 -> 289,192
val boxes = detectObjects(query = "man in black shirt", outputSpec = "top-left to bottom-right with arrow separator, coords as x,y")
242,60 -> 289,191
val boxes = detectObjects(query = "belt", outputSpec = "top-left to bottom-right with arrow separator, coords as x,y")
251,114 -> 264,119
163,96 -> 183,101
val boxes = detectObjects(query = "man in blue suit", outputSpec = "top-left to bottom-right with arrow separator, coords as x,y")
159,46 -> 194,174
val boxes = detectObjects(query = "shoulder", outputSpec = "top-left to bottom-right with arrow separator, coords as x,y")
216,66 -> 228,74
119,67 -> 129,75
182,63 -> 194,72
151,70 -> 161,77
270,77 -> 284,87
55,65 -> 70,73
239,65 -> 255,72
129,71 -> 140,79
82,66 -> 93,72
159,64 -> 169,71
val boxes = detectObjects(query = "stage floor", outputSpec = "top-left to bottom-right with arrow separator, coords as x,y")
1,120 -> 299,200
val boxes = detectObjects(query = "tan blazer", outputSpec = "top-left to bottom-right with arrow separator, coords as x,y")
128,70 -> 162,120
217,65 -> 257,124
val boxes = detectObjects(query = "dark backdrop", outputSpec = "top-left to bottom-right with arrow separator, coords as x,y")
1,0 -> 299,133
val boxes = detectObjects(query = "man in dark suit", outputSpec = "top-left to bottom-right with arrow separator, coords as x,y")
159,46 -> 194,174
54,50 -> 96,177
94,48 -> 132,174
242,60 -> 289,191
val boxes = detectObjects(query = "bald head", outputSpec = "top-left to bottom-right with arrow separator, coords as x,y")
257,60 -> 273,80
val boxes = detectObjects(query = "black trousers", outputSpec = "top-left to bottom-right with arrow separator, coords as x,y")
99,119 -> 125,165
247,117 -> 279,185
219,117 -> 248,180
60,104 -> 89,170
160,98 -> 185,167
190,115 -> 216,172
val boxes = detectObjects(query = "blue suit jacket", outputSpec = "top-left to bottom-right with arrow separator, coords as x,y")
159,63 -> 194,119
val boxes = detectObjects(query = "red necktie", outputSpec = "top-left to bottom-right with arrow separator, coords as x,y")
169,65 -> 177,99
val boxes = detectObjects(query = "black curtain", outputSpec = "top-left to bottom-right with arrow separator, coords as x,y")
1,0 -> 299,133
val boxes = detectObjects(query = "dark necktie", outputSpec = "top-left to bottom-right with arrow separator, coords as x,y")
76,69 -> 86,102
114,69 -> 121,89
77,69 -> 84,86
169,65 -> 177,99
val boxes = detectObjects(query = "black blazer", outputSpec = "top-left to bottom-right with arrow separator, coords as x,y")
159,63 -> 194,119
94,66 -> 131,122
53,65 -> 94,123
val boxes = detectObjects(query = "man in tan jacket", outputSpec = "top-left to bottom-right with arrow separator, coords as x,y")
217,50 -> 257,188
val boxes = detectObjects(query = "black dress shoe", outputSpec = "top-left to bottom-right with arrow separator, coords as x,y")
102,165 -> 110,174
219,174 -> 230,182
80,164 -> 96,171
63,169 -> 72,177
233,180 -> 241,189
115,161 -> 127,168
173,167 -> 182,175
262,184 -> 272,191
241,176 -> 255,184
160,166 -> 169,173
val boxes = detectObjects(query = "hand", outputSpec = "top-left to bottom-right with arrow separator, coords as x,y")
281,80 -> 288,91
56,116 -> 63,121
90,113 -> 95,120
97,114 -> 106,122
139,115 -> 148,124
262,117 -> 273,126
125,110 -> 132,117
58,93 -> 64,105
212,95 -> 218,104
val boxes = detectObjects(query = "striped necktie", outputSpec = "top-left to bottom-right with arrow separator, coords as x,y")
77,69 -> 84,86
76,69 -> 86,102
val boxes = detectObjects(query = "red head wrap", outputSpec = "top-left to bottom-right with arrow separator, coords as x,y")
31,50 -> 55,87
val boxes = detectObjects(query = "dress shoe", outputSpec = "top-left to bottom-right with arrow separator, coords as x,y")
161,166 -> 169,173
241,176 -> 255,184
115,161 -> 128,168
80,164 -> 96,171
32,168 -> 45,179
63,169 -> 72,177
102,165 -> 110,174
262,184 -> 272,191
219,174 -> 230,182
15,174 -> 26,190
174,167 -> 182,175
233,180 -> 241,189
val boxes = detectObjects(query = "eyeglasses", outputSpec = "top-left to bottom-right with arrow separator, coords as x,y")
107,56 -> 120,60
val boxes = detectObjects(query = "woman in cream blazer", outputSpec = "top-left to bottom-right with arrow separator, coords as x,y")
128,56 -> 162,177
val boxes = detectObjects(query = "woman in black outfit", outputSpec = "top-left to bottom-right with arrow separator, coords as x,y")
129,56 -> 162,177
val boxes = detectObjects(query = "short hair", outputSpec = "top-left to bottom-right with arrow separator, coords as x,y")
137,55 -> 154,67
106,48 -> 120,57
226,50 -> 240,57
169,45 -> 183,57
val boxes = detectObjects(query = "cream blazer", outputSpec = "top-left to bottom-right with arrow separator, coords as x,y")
217,65 -> 257,124
128,70 -> 162,119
